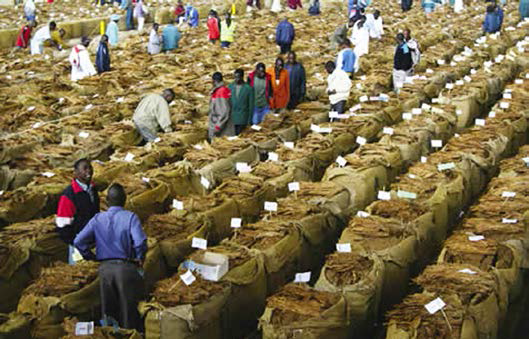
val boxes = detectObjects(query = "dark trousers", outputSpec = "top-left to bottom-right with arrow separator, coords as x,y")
330,100 -> 346,114
234,124 -> 246,135
279,43 -> 292,54
126,7 -> 134,30
99,260 -> 144,330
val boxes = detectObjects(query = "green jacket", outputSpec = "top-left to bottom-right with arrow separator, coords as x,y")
228,82 -> 254,125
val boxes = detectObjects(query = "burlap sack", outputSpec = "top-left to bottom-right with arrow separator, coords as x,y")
140,284 -> 231,339
125,180 -> 172,221
0,245 -> 32,313
0,312 -> 31,339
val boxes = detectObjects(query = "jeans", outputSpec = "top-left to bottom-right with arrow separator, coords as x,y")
134,121 -> 157,142
279,43 -> 292,54
252,105 -> 270,124
126,7 -> 134,30
221,41 -> 231,48
330,100 -> 346,114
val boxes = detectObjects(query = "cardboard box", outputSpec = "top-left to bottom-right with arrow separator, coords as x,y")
186,252 -> 229,282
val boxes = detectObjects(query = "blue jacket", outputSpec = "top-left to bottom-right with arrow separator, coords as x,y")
162,24 -> 181,50
483,12 -> 500,33
276,20 -> 295,45
185,5 -> 199,27
95,42 -> 110,74
74,206 -> 147,261
337,48 -> 356,73
308,0 -> 320,15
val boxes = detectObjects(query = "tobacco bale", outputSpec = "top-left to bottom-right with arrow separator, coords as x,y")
459,217 -> 527,243
322,252 -> 374,287
61,317 -> 142,339
344,216 -> 415,252
368,199 -> 428,223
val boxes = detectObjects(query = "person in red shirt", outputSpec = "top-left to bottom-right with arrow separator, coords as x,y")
207,10 -> 220,43
174,0 -> 185,22
15,20 -> 36,49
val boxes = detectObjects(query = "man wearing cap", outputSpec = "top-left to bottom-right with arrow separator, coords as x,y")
69,37 -> 97,81
106,15 -> 120,46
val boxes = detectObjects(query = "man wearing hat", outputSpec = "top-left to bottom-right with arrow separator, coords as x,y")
106,14 -> 120,46
69,37 -> 97,81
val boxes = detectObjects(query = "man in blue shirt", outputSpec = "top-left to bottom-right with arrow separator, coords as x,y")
276,17 -> 295,54
162,19 -> 182,51
483,4 -> 501,33
74,183 -> 147,330
336,39 -> 356,78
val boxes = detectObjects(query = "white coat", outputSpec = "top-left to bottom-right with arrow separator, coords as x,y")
69,45 -> 97,81
30,26 -> 50,55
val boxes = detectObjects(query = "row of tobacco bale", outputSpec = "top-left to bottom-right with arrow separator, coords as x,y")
385,80 -> 529,338
256,47 -> 529,338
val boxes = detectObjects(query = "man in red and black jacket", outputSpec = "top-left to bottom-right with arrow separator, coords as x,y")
56,158 -> 100,245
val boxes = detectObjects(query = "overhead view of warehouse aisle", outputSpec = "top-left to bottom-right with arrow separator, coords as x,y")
0,0 -> 528,337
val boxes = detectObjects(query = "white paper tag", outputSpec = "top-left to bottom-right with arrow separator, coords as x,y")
84,104 -> 93,111
356,211 -> 370,218
336,156 -> 347,167
438,162 -> 456,171
425,297 -> 446,314
426,68 -> 434,74
336,243 -> 352,253
288,182 -> 300,192
489,111 -> 496,118
329,111 -> 339,119
231,217 -> 242,228
470,69 -> 477,75
32,122 -> 43,129
142,177 -> 150,183
27,106 -> 35,111
78,131 -> 90,139
192,237 -> 208,250
356,83 -> 363,90
264,201 -> 278,211
469,235 -> 485,242
319,127 -> 333,133
0,190 -> 4,196
431,140 -> 443,148
350,104 -> 362,112
310,124 -> 320,133
500,102 -> 510,109
445,83 -> 454,89
180,270 -> 196,286
172,199 -> 184,210
464,75 -> 472,82
458,268 -> 477,275
502,218 -> 518,224
294,272 -> 311,283
193,144 -> 203,150
236,162 -> 252,173
397,190 -> 417,199
251,125 -> 262,131
356,136 -> 367,145
402,113 -> 412,120
412,108 -> 422,115
377,191 -> 391,200
437,59 -> 445,65
456,109 -> 462,116
515,79 -> 523,84
383,127 -> 394,135
75,322 -> 94,336
456,80 -> 464,86
421,156 -> 427,163
268,152 -> 279,162
408,174 -> 417,179
42,172 -> 55,178
359,95 -> 368,102
474,119 -> 486,126
501,191 -> 516,198
200,176 -> 210,189
116,97 -> 125,103
421,103 -> 431,111
503,93 -> 512,100
227,136 -> 238,141
124,153 -> 135,162
284,142 -> 294,149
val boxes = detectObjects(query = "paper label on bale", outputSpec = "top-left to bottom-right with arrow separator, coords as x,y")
264,201 -> 278,211
319,127 -> 333,133
425,297 -> 446,314
42,172 -> 55,178
431,140 -> 443,148
193,144 -> 203,150
377,191 -> 391,200
172,199 -> 184,210
200,177 -> 211,189
142,177 -> 150,183
124,153 -> 135,162
251,125 -> 262,131
464,75 -> 472,82
180,270 -> 196,286
437,59 -> 446,65
501,191 -> 516,198
236,162 -> 252,173
421,103 -> 431,111
336,156 -> 347,167
336,243 -> 352,253
458,268 -> 477,275
356,83 -> 363,90
356,136 -> 367,145
468,235 -> 485,242
426,68 -> 434,74
357,211 -> 370,218
359,95 -> 368,102
408,174 -> 417,179
455,109 -> 462,116
515,79 -> 523,84
329,111 -> 339,119
153,137 -> 161,143
438,163 -> 455,171
0,190 -> 4,196
227,136 -> 238,141
475,119 -> 486,126
32,122 -> 43,129
231,218 -> 242,228
310,124 -> 320,133
403,113 -> 412,120
288,182 -> 300,192
294,272 -> 311,283
412,108 -> 422,115
27,106 -> 35,111
268,152 -> 279,162
116,97 -> 124,103
455,80 -> 464,86
383,127 -> 394,135
284,142 -> 294,149
471,69 -> 477,75
75,322 -> 94,335
78,131 -> 90,139
445,83 -> 454,89
421,156 -> 427,163
502,218 -> 518,224
397,190 -> 417,199
350,104 -> 362,112
522,157 -> 529,165
500,102 -> 510,109
192,237 -> 208,250
489,111 -> 496,118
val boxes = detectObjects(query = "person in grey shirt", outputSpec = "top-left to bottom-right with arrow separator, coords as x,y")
132,89 -> 175,142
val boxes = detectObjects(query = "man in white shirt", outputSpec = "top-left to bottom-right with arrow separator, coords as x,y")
365,10 -> 383,39
30,21 -> 55,55
325,61 -> 352,114
351,17 -> 369,72
148,23 -> 162,54
69,37 -> 97,82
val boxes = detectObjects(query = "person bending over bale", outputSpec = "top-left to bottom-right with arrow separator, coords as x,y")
74,183 -> 147,331
133,89 -> 175,142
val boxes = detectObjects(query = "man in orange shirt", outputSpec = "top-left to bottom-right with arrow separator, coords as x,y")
267,57 -> 290,112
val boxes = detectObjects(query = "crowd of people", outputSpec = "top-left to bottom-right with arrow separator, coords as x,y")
3,0 -> 524,333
